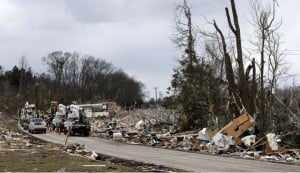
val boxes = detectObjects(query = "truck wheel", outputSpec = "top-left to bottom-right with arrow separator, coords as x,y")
84,132 -> 89,136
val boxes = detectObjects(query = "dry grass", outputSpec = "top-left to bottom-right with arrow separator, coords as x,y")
0,146 -> 135,172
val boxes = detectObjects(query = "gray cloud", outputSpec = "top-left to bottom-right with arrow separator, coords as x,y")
64,0 -> 175,24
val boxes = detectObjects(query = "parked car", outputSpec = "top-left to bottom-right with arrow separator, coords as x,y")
28,118 -> 47,133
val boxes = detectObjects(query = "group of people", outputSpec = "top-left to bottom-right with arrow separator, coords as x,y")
45,116 -> 65,133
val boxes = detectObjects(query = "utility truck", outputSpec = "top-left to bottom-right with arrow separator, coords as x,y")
52,104 -> 66,130
20,102 -> 37,130
63,104 -> 90,136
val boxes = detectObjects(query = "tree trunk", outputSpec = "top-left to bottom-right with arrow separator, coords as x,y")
260,33 -> 266,130
226,0 -> 249,113
251,58 -> 256,116
214,21 -> 238,116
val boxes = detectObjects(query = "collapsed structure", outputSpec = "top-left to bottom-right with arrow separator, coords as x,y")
90,108 -> 300,163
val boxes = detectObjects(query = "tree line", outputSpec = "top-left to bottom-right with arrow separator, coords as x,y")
0,51 -> 144,113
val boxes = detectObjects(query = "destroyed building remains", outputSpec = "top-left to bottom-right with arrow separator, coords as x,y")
89,108 -> 300,164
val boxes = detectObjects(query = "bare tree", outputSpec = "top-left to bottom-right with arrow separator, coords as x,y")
18,56 -> 28,96
80,56 -> 114,101
225,0 -> 249,112
266,32 -> 290,132
213,0 -> 254,117
63,52 -> 80,86
249,0 -> 281,132
42,51 -> 71,91
171,0 -> 228,129
171,0 -> 203,129
214,21 -> 236,101
266,32 -> 289,92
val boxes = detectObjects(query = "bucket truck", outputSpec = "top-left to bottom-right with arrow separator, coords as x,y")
20,102 -> 37,130
63,104 -> 90,136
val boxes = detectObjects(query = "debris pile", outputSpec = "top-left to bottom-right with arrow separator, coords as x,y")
90,109 -> 300,164
91,108 -> 180,138
2,125 -> 55,151
1,125 -> 31,150
65,143 -> 100,160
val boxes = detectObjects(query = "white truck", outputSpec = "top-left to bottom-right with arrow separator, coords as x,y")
63,104 -> 90,136
76,103 -> 109,118
20,102 -> 37,129
52,104 -> 66,129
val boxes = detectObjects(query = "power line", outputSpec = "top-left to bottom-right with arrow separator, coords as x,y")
286,49 -> 300,52
286,53 -> 300,55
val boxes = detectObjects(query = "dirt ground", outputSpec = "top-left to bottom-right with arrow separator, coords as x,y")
0,148 -> 134,172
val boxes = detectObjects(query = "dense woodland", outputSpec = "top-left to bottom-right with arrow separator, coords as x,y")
1,0 -> 300,144
0,52 -> 144,113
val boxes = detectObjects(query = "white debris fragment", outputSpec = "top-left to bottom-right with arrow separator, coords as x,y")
113,132 -> 122,139
241,135 -> 256,147
182,137 -> 191,150
91,150 -> 98,159
197,128 -> 210,141
211,132 -> 235,151
82,165 -> 105,167
285,155 -> 295,162
240,150 -> 261,159
260,155 -> 279,161
266,133 -> 279,151
135,120 -> 144,129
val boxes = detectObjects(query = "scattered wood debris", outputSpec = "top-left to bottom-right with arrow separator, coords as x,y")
90,109 -> 300,164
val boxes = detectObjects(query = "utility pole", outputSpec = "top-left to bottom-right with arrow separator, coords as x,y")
154,87 -> 158,104
159,91 -> 163,100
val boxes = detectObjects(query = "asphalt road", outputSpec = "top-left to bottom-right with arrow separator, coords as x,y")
24,129 -> 300,172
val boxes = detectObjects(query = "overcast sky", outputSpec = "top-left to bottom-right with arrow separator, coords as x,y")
1,0 -> 300,99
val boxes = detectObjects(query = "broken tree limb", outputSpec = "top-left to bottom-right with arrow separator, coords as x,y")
277,130 -> 297,139
251,136 -> 266,150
